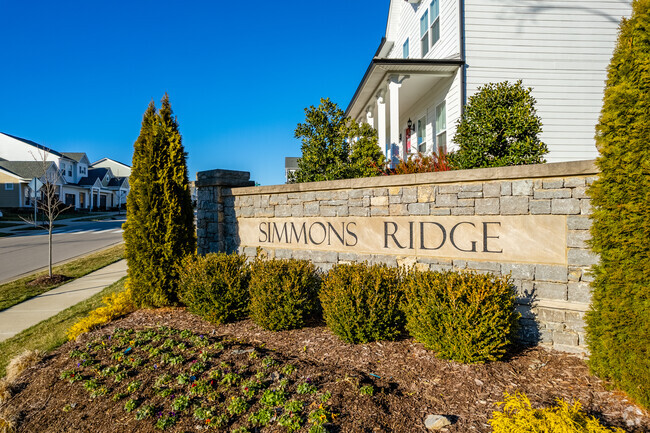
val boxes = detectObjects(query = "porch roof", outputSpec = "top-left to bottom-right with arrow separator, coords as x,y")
345,58 -> 464,120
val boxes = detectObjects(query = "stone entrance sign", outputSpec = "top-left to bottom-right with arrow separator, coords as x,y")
238,215 -> 567,265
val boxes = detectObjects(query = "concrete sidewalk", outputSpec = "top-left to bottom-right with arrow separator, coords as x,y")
0,259 -> 127,342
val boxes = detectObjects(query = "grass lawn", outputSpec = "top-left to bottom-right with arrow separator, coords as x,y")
12,224 -> 65,231
0,277 -> 126,377
0,243 -> 125,311
0,210 -> 108,221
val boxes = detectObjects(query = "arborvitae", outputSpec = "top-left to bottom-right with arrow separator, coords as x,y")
585,0 -> 650,409
123,94 -> 196,307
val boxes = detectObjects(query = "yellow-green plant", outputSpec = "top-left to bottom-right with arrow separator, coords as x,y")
320,262 -> 403,344
401,269 -> 518,363
490,392 -> 625,433
67,287 -> 135,341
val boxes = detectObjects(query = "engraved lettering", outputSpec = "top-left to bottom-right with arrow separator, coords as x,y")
482,222 -> 503,253
450,221 -> 477,252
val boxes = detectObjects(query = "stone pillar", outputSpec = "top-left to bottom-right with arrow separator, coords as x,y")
376,89 -> 387,159
196,169 -> 255,255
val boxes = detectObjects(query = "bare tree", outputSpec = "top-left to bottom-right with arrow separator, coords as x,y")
21,150 -> 72,278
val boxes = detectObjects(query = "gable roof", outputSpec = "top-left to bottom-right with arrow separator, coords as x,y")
107,176 -> 128,187
62,152 -> 89,164
0,132 -> 63,157
91,157 -> 131,169
0,161 -> 56,180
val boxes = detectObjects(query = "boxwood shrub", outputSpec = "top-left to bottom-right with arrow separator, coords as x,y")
401,269 -> 519,363
249,258 -> 321,331
320,262 -> 404,344
178,253 -> 250,325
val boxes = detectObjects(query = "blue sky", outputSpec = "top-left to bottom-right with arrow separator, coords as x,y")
0,1 -> 389,185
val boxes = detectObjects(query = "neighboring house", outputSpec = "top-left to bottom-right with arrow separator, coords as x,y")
0,132 -> 130,210
346,0 -> 631,163
285,157 -> 298,183
91,158 -> 132,177
0,161 -> 60,208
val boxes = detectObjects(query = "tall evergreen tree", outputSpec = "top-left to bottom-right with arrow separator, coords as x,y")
123,94 -> 196,307
585,0 -> 650,409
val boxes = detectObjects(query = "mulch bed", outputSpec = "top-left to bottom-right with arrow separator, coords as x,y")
2,308 -> 649,433
27,274 -> 71,287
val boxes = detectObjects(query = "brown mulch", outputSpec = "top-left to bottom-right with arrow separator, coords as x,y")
2,308 -> 649,433
27,274 -> 71,287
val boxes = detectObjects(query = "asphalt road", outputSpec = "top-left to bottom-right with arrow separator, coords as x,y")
0,218 -> 125,284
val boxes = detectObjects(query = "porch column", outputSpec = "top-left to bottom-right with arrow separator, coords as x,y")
376,89 -> 387,159
366,105 -> 375,129
388,75 -> 409,161
89,188 -> 94,209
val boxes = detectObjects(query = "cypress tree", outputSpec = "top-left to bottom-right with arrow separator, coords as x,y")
585,0 -> 650,409
123,94 -> 196,307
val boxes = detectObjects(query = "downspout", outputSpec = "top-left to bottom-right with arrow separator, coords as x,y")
459,0 -> 467,112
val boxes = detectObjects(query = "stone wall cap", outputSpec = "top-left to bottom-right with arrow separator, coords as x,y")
223,160 -> 598,196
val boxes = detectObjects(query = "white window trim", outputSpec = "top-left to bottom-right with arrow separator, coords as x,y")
435,100 -> 447,153
403,38 -> 410,59
429,0 -> 440,49
420,10 -> 429,57
4,183 -> 14,191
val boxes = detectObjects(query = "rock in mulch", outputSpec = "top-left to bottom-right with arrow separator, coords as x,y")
424,414 -> 453,430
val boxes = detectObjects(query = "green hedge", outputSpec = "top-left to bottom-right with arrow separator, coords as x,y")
320,262 -> 404,343
178,253 -> 250,325
401,270 -> 519,363
249,258 -> 321,331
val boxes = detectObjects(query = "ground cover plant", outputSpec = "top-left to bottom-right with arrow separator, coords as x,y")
2,309 -> 648,432
46,326 -> 345,432
0,243 -> 124,311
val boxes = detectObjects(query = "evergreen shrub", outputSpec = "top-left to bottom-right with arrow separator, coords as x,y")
585,0 -> 650,410
178,253 -> 250,325
490,392 -> 625,433
248,258 -> 321,331
401,270 -> 518,363
449,80 -> 548,169
123,94 -> 196,307
320,262 -> 404,343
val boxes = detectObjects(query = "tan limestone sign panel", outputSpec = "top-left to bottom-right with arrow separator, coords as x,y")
237,216 -> 567,265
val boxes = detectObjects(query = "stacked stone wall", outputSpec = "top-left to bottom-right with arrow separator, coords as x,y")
197,161 -> 599,355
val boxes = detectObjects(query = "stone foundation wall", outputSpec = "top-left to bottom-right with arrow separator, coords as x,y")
197,160 -> 599,355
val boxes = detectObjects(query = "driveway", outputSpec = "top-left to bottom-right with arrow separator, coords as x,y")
0,217 -> 125,284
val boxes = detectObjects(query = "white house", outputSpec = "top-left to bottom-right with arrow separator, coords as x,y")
346,0 -> 632,163
91,158 -> 132,177
0,132 -> 130,210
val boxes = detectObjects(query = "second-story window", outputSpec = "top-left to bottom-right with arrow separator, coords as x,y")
420,10 -> 429,57
430,0 -> 440,48
403,38 -> 410,59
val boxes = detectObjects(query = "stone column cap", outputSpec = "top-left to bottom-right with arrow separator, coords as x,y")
196,169 -> 256,187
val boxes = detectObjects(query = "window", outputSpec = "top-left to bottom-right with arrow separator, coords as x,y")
435,101 -> 447,153
430,0 -> 440,48
403,38 -> 410,59
420,10 -> 429,56
4,183 -> 13,191
68,169 -> 72,176
417,116 -> 427,153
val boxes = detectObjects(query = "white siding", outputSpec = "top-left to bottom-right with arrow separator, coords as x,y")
387,0 -> 460,60
464,0 -> 631,162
